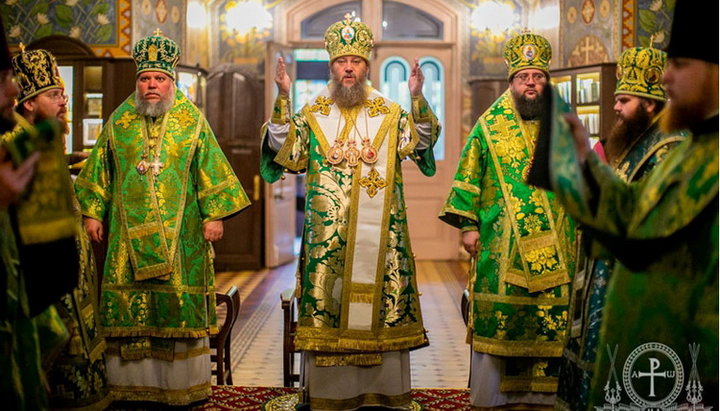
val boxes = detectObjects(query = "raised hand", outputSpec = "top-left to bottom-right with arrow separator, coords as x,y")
408,58 -> 425,97
275,56 -> 292,97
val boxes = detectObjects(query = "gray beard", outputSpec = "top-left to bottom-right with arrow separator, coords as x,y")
135,90 -> 174,117
511,89 -> 545,120
330,76 -> 368,108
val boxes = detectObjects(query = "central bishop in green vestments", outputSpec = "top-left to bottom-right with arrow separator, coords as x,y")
75,32 -> 249,405
439,32 -> 577,409
262,15 -> 440,411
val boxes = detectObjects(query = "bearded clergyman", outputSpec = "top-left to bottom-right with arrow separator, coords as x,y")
75,31 -> 249,406
439,32 -> 577,409
261,14 -> 440,411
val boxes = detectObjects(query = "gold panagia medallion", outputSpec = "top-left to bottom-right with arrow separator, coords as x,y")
344,145 -> 360,167
327,143 -> 345,165
136,159 -> 148,175
360,138 -> 378,164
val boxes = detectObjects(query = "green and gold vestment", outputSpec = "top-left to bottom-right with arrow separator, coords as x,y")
0,210 -> 48,410
45,193 -> 111,410
261,87 -> 439,363
75,89 -> 249,341
439,89 -> 576,393
556,115 -> 684,411
541,88 -> 717,409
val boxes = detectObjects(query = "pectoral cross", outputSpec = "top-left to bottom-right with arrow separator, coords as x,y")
359,168 -> 387,198
149,156 -> 164,176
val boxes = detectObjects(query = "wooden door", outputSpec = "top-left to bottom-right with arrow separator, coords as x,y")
263,43 -> 297,268
371,45 -> 460,260
206,64 -> 264,270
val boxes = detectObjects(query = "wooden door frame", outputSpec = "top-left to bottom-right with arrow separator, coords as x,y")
264,43 -> 299,268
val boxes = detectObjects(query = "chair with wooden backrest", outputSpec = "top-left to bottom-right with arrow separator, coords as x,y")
280,287 -> 300,387
211,285 -> 240,385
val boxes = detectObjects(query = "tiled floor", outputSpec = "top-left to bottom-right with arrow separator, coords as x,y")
215,260 -> 470,388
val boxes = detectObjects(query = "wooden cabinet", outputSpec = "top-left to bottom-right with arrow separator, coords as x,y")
550,63 -> 617,143
468,77 -> 507,122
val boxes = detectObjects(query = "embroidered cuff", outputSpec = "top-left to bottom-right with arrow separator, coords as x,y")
411,95 -> 432,123
271,94 -> 291,124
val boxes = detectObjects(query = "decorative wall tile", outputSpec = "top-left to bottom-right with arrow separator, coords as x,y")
1,0 -> 131,56
132,0 -> 186,53
560,0 -> 620,66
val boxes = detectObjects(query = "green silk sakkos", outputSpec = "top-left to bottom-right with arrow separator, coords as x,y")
75,89 -> 249,339
261,88 -> 439,364
439,89 -> 576,392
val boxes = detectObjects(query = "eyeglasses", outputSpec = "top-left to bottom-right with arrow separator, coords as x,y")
44,90 -> 68,102
513,72 -> 547,84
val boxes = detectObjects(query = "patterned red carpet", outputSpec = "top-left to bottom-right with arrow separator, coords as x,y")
194,386 -> 472,410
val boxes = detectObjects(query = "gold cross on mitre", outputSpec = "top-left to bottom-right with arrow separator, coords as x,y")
344,13 -> 354,24
359,168 -> 387,198
154,28 -> 163,37
649,33 -> 657,47
18,42 -> 26,53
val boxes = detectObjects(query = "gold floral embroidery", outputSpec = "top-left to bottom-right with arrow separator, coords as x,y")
536,305 -> 567,332
522,214 -> 544,234
495,310 -> 509,338
525,246 -> 560,273
173,107 -> 194,129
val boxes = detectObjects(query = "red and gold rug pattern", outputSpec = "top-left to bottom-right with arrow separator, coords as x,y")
194,386 -> 472,410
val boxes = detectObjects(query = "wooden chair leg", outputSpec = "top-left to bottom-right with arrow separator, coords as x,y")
224,338 -> 233,385
216,348 -> 225,385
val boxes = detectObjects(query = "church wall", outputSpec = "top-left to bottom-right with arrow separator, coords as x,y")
208,0 -> 277,72
0,0 -> 132,56
131,0 -> 187,59
557,0 -> 675,66
0,0 -> 676,75
468,0 -> 527,79
558,0 -> 621,66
